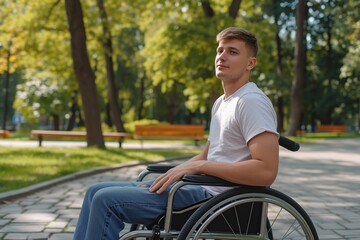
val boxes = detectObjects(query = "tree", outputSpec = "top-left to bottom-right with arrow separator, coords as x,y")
1,39 -> 11,130
64,0 -> 105,147
96,0 -> 125,132
261,0 -> 296,133
340,19 -> 360,129
286,0 -> 307,136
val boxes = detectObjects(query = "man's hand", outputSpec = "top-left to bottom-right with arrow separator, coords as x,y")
149,160 -> 206,194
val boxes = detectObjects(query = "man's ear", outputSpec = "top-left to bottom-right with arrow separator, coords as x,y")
247,57 -> 257,70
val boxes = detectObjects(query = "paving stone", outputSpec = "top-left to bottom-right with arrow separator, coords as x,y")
27,232 -> 50,239
12,213 -> 57,223
317,222 -> 345,230
24,209 -> 56,214
64,226 -> 75,233
0,220 -> 10,227
54,201 -> 72,207
48,233 -> 73,240
18,200 -> 39,206
24,204 -> 53,210
335,229 -> 360,236
46,221 -> 67,229
0,224 -> 44,233
0,206 -> 23,215
43,228 -> 62,233
3,233 -> 29,240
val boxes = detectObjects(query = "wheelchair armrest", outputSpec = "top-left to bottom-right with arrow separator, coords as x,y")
146,164 -> 177,173
138,164 -> 177,181
181,174 -> 240,187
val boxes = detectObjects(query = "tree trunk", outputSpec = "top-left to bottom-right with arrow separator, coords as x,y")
228,0 -> 241,19
274,2 -> 285,133
201,1 -> 214,17
64,0 -> 105,148
324,2 -> 334,124
52,114 -> 60,130
137,74 -> 146,120
66,91 -> 81,131
286,0 -> 307,136
96,0 -> 125,132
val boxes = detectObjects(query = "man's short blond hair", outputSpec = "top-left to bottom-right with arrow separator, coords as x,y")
216,27 -> 258,57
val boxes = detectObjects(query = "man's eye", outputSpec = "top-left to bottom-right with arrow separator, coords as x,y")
230,51 -> 237,55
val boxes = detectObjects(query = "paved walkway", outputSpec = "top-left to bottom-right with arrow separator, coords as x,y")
0,138 -> 360,239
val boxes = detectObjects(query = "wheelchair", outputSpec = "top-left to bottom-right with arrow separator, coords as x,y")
119,136 -> 319,240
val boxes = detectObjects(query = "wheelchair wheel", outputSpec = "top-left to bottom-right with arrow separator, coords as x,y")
177,187 -> 318,240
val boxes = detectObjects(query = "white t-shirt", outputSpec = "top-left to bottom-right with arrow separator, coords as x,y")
203,82 -> 278,195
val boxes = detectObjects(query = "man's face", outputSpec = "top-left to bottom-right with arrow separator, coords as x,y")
215,39 -> 255,84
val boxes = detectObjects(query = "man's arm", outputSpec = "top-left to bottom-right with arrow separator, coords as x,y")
199,132 -> 279,186
150,132 -> 278,194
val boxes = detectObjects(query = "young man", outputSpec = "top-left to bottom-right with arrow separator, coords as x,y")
73,27 -> 279,240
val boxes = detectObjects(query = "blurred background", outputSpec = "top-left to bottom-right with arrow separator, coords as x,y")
0,0 -> 359,143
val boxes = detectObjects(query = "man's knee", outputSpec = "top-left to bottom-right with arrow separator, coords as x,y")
91,188 -> 114,208
85,182 -> 106,199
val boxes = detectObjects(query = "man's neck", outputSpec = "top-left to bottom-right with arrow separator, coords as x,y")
223,79 -> 249,99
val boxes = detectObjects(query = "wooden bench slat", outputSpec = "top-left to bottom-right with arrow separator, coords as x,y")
317,125 -> 347,133
134,125 -> 205,146
31,130 -> 129,138
31,130 -> 129,147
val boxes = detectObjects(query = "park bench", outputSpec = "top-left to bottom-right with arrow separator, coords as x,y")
31,130 -> 129,148
134,124 -> 205,147
0,130 -> 11,138
317,125 -> 347,133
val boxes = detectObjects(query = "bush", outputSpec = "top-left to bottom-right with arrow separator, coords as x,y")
124,119 -> 168,133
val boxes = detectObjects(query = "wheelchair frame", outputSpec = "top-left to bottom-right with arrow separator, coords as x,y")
119,137 -> 319,240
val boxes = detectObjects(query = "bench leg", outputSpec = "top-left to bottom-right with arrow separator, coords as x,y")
194,139 -> 200,147
118,140 -> 123,148
38,136 -> 43,147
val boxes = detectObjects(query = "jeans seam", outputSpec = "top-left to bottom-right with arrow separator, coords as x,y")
100,202 -> 165,239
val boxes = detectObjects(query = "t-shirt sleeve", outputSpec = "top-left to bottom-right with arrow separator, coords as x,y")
236,93 -> 278,143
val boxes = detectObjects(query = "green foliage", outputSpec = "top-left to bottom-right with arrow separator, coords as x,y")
73,123 -> 116,133
0,0 -> 359,132
124,119 -> 165,133
13,73 -> 71,123
340,21 -> 360,99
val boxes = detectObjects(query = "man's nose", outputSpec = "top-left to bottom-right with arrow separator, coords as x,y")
218,51 -> 227,61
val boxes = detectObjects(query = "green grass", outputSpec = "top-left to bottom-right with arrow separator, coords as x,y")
0,147 -> 200,193
290,132 -> 360,143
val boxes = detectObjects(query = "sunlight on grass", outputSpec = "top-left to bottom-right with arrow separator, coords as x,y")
0,147 -> 200,193
289,132 -> 359,143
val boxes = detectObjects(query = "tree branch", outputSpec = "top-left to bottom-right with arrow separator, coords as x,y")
228,0 -> 241,19
201,0 -> 214,18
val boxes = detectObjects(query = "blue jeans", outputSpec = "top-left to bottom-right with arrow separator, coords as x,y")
73,180 -> 212,240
